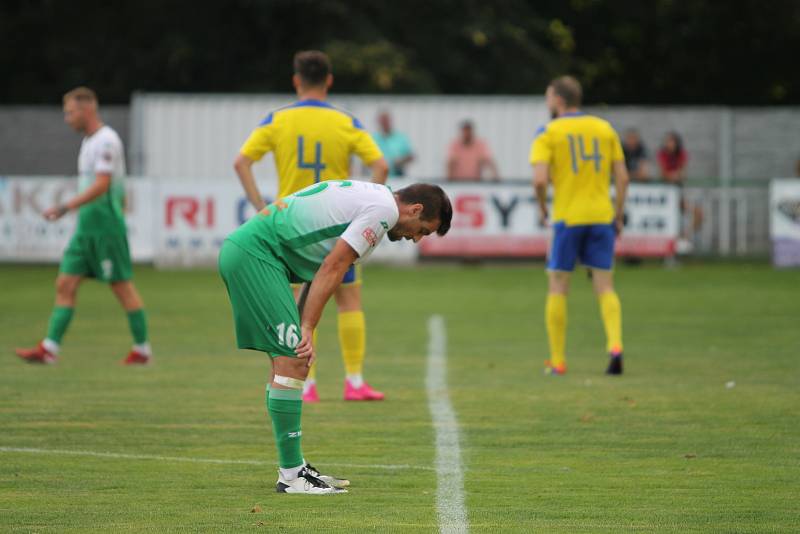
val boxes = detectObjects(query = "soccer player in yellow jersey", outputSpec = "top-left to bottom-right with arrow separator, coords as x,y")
233,51 -> 389,401
530,76 -> 630,375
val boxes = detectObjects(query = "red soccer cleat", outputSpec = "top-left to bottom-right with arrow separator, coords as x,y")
302,383 -> 320,403
121,350 -> 151,366
344,380 -> 385,401
15,342 -> 57,365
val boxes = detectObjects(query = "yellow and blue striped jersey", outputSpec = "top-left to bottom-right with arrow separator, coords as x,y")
240,99 -> 383,198
530,112 -> 624,226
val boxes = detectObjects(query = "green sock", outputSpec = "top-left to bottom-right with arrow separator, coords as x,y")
266,386 -> 304,469
126,309 -> 148,344
46,306 -> 74,344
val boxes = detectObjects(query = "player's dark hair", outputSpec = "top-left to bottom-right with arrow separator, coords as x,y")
549,76 -> 582,107
663,131 -> 683,155
294,50 -> 332,87
396,184 -> 452,236
63,86 -> 98,105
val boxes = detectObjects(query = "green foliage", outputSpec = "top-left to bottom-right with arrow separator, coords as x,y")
2,1 -> 799,104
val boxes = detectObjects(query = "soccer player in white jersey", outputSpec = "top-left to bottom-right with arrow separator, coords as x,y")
234,51 -> 389,403
219,180 -> 452,493
15,87 -> 151,365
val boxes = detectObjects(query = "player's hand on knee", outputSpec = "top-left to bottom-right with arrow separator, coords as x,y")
295,326 -> 315,366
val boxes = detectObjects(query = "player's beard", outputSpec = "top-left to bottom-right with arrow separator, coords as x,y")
387,224 -> 407,242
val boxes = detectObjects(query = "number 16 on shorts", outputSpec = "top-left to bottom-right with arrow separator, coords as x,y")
276,322 -> 300,349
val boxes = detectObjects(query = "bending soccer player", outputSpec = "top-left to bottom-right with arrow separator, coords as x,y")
233,50 -> 390,402
530,76 -> 630,375
219,180 -> 451,494
15,87 -> 151,365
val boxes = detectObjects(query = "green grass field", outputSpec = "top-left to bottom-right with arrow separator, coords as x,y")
1,262 -> 798,533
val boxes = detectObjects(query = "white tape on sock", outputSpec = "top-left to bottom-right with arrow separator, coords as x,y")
274,375 -> 304,390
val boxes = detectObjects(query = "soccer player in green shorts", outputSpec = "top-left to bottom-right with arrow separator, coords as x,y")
234,51 -> 390,403
219,180 -> 451,494
15,87 -> 151,365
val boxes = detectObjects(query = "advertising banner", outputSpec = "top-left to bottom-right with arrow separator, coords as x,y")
152,179 -> 416,266
0,177 -> 154,262
2,178 -> 679,265
419,183 -> 680,258
770,179 -> 800,267
154,182 -> 240,267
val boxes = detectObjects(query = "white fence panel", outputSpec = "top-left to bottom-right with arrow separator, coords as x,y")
131,93 -> 548,182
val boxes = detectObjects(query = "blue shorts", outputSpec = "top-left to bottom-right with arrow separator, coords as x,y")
291,264 -> 362,290
341,264 -> 360,285
547,222 -> 616,272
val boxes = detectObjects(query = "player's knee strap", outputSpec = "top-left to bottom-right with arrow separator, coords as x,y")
274,375 -> 304,390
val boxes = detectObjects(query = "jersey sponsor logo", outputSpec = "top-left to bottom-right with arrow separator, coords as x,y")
101,151 -> 113,163
380,221 -> 389,230
362,227 -> 378,247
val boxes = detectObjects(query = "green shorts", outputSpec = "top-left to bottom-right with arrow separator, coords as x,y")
218,240 -> 300,357
60,232 -> 132,282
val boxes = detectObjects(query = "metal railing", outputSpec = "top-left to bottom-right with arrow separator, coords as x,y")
677,185 -> 769,256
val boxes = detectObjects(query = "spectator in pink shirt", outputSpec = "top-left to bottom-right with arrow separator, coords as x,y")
446,120 -> 499,181
657,131 -> 701,252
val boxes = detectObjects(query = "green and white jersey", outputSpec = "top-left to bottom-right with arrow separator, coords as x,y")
227,180 -> 399,282
76,125 -> 127,236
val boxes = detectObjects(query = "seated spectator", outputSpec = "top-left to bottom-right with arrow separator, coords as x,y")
622,128 -> 651,181
657,131 -> 701,252
446,120 -> 499,181
372,110 -> 414,178
657,131 -> 688,183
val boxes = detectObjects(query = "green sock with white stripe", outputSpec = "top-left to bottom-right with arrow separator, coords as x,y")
46,306 -> 74,346
266,386 -> 304,471
126,309 -> 148,345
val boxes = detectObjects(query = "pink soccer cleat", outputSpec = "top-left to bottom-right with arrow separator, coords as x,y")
15,342 -> 57,365
303,383 -> 320,403
121,350 -> 151,365
344,380 -> 385,401
543,360 -> 567,375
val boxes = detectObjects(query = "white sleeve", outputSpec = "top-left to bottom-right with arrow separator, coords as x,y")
340,204 -> 394,259
93,138 -> 120,174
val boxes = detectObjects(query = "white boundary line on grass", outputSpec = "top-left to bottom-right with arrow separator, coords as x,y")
0,446 -> 433,472
426,315 -> 469,534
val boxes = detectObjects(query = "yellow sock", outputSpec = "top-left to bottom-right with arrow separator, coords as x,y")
338,310 -> 365,376
306,329 -> 319,381
598,291 -> 623,353
545,293 -> 567,367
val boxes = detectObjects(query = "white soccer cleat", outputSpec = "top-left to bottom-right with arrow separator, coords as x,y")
305,462 -> 350,488
275,467 -> 347,494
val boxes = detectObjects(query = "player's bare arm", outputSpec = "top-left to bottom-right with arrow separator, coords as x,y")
43,173 -> 111,221
612,160 -> 630,235
533,162 -> 550,227
394,152 -> 414,171
233,153 -> 267,211
295,238 -> 359,361
368,157 -> 389,185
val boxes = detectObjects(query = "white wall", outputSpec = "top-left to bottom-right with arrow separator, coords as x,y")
131,93 -> 549,185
